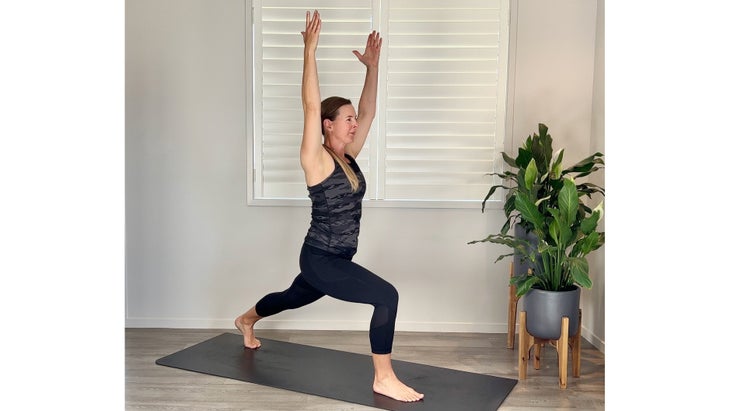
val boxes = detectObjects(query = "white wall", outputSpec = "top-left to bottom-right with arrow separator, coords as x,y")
586,0 -> 605,352
508,0 -> 604,351
126,0 -> 604,351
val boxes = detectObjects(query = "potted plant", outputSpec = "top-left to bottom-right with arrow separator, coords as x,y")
469,123 -> 605,339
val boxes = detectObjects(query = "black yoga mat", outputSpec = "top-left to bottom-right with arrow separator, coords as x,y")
156,333 -> 517,411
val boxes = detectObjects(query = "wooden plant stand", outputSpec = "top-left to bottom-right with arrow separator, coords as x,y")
518,309 -> 582,389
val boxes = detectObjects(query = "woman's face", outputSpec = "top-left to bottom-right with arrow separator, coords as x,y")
326,104 -> 358,143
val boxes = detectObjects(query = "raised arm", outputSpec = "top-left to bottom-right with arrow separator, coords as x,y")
299,10 -> 327,184
346,30 -> 382,159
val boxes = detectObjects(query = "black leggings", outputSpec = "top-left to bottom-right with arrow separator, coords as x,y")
255,243 -> 399,355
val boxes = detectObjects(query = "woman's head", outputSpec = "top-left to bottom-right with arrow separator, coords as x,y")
321,96 -> 357,139
320,96 -> 360,192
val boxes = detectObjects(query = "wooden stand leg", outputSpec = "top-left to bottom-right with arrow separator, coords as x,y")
507,262 -> 517,349
533,341 -> 542,369
518,311 -> 529,380
571,309 -> 582,377
558,317 -> 569,389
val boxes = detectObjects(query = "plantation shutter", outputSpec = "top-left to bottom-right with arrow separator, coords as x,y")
381,0 -> 507,201
251,0 -> 509,204
252,0 -> 375,200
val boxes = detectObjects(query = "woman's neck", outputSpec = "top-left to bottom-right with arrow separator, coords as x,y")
323,141 -> 347,160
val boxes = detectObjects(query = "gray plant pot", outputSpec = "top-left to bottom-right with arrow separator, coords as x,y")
523,286 -> 581,340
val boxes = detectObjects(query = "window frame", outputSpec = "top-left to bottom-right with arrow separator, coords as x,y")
244,0 -> 513,210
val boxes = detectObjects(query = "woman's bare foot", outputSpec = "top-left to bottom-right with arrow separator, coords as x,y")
373,375 -> 424,402
234,308 -> 262,349
372,353 -> 424,402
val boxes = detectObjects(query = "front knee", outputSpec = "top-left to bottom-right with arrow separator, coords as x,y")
385,283 -> 399,309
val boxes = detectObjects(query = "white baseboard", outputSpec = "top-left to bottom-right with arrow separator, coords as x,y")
125,317 -> 509,334
580,327 -> 605,353
125,317 -> 605,353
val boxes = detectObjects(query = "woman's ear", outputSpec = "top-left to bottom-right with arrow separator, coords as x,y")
323,119 -> 333,132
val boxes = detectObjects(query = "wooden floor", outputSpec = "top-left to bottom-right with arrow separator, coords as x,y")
126,328 -> 604,410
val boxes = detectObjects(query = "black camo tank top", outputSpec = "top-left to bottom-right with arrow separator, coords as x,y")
304,153 -> 366,258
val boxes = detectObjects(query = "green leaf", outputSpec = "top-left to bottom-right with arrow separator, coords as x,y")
524,159 -> 538,191
580,209 -> 600,234
499,219 -> 512,235
504,194 -> 516,217
568,257 -> 592,289
570,231 -> 604,258
533,125 -> 553,174
578,232 -> 601,254
576,182 -> 605,197
550,149 -> 564,180
482,234 -> 524,249
515,147 -> 532,169
494,254 -> 512,263
565,152 -> 604,174
514,192 -> 544,235
558,177 -> 579,226
548,216 -> 560,244
514,275 -> 541,297
501,151 -> 518,168
545,207 -> 570,247
481,184 -> 504,211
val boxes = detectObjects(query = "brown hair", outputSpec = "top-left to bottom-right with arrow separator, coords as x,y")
321,96 -> 359,192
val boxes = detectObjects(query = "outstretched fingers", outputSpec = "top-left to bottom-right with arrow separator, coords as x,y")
302,10 -> 321,40
353,30 -> 382,67
368,30 -> 382,50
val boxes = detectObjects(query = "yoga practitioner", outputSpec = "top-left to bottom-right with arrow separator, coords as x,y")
235,10 -> 423,403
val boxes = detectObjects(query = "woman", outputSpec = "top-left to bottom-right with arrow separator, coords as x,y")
234,10 -> 424,403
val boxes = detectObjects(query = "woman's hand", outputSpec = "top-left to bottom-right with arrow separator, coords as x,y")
301,10 -> 322,51
352,31 -> 382,68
